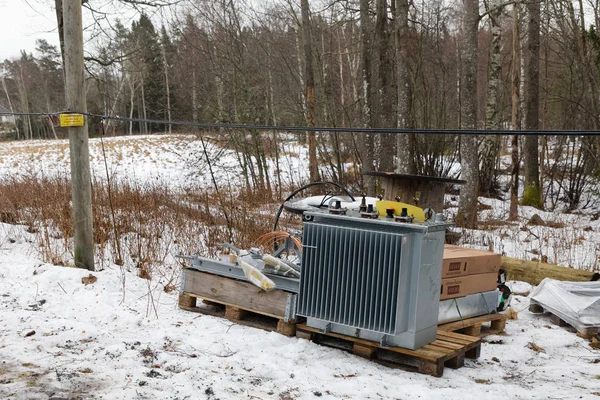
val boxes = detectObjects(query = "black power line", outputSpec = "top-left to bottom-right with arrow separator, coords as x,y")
2,110 -> 600,136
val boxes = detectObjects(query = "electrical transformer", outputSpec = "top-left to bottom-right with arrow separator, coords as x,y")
297,211 -> 451,349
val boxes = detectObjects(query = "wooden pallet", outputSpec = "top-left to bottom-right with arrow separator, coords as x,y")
179,268 -> 298,337
438,313 -> 507,337
529,302 -> 599,339
296,323 -> 481,377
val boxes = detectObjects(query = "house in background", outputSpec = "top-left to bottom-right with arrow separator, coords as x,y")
0,104 -> 16,124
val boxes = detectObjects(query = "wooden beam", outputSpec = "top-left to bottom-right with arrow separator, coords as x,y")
501,257 -> 593,285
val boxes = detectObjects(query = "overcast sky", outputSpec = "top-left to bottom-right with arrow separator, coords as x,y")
0,0 -> 60,59
0,0 -> 156,61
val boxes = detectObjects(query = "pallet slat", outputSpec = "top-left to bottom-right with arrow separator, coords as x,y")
296,323 -> 481,377
180,295 -> 298,337
438,313 -> 507,337
529,301 -> 599,339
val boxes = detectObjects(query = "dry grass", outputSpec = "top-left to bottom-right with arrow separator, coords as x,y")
0,174 -> 276,281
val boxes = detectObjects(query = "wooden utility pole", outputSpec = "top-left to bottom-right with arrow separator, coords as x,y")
63,0 -> 95,270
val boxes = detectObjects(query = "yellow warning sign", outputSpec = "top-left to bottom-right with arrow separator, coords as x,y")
59,114 -> 85,127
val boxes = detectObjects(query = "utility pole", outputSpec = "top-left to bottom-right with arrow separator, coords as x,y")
63,0 -> 95,270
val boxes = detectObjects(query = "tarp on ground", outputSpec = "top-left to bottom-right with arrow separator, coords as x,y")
530,278 -> 600,330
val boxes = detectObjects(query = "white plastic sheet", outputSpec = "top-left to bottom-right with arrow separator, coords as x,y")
530,278 -> 600,330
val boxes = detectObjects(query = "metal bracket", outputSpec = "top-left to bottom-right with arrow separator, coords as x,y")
320,323 -> 332,334
284,294 -> 297,322
179,269 -> 186,294
380,335 -> 391,349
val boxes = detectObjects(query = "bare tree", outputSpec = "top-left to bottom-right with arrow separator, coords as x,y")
480,0 -> 503,197
360,0 -> 376,194
456,0 -> 480,228
509,2 -> 521,221
522,0 -> 542,209
301,0 -> 320,185
395,0 -> 416,174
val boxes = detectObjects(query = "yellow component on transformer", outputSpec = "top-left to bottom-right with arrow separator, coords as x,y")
375,200 -> 425,221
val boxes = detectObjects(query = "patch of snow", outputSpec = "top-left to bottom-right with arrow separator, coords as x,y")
0,225 -> 598,399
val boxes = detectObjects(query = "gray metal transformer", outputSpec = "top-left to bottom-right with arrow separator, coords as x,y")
297,211 -> 451,349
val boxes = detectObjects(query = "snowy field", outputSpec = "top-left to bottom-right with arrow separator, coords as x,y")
1,223 -> 599,400
0,134 -> 599,270
0,134 -> 599,399
0,134 -> 310,191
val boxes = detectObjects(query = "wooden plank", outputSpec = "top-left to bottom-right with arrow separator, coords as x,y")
296,324 -> 480,377
436,330 -> 480,345
438,313 -> 506,332
429,340 -> 464,351
182,269 -> 292,318
295,324 -> 481,363
179,301 -> 295,335
296,324 -> 441,361
501,256 -> 594,285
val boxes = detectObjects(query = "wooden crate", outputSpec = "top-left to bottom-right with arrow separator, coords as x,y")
529,302 -> 599,339
296,323 -> 481,377
438,313 -> 507,337
179,268 -> 298,337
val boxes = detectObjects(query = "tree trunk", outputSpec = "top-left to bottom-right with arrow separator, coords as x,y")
480,1 -> 502,197
456,0 -> 480,228
128,76 -> 135,135
140,81 -> 148,135
192,69 -> 198,123
301,0 -> 320,185
509,3 -> 521,221
55,0 -> 65,69
395,0 -> 416,174
360,0 -> 376,195
376,0 -> 394,173
17,66 -> 32,139
162,43 -> 172,134
522,0 -> 543,209
1,75 -> 20,139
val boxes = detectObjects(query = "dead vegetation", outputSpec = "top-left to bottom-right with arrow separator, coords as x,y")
501,256 -> 595,285
0,174 -> 277,281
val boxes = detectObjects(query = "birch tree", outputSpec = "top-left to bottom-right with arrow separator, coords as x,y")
456,0 -> 480,228
360,0 -> 376,195
480,0 -> 503,197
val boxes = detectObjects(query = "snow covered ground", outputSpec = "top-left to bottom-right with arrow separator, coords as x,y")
1,134 -> 599,270
0,134 -> 600,399
0,134 -> 310,191
1,223 -> 599,400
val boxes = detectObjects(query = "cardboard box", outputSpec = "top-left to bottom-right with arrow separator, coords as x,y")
440,272 -> 499,300
442,245 -> 501,278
